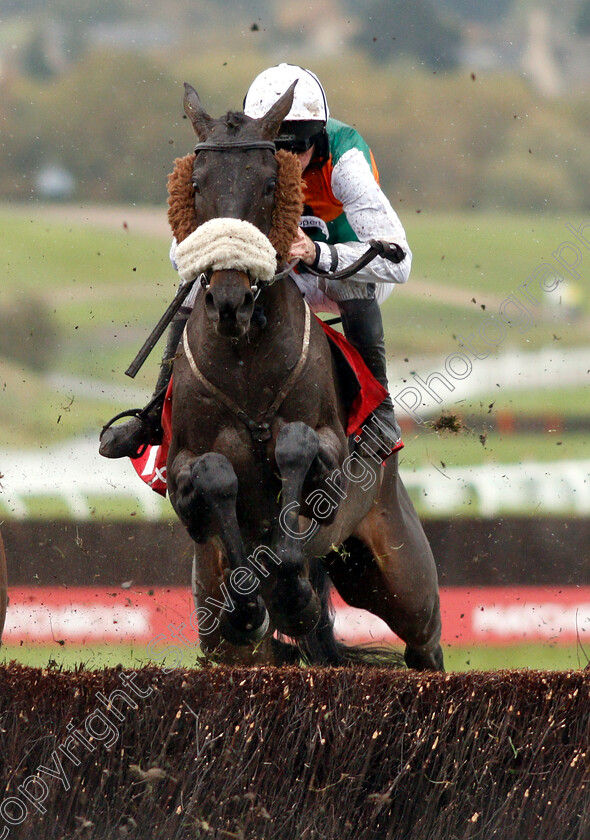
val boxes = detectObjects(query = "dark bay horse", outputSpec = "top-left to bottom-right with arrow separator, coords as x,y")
166,82 -> 444,670
0,530 -> 6,646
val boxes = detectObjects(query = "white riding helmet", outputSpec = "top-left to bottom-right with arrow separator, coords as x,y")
244,63 -> 330,123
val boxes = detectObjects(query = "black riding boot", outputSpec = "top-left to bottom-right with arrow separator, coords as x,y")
99,310 -> 189,459
338,297 -> 402,455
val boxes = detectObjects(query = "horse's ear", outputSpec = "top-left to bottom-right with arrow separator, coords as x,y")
257,80 -> 298,139
183,82 -> 214,139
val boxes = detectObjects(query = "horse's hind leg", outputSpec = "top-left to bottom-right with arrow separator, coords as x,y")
327,454 -> 444,671
170,450 -> 269,646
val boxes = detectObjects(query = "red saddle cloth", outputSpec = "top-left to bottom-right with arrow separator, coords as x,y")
131,318 -> 400,496
131,379 -> 173,497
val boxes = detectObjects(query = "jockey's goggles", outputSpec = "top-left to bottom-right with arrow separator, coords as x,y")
274,120 -> 325,154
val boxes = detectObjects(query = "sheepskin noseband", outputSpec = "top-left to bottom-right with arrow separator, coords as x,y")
174,218 -> 278,285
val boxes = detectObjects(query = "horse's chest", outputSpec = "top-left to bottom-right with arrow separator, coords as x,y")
210,423 -> 278,497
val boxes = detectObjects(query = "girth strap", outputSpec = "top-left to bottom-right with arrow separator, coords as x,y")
181,302 -> 312,442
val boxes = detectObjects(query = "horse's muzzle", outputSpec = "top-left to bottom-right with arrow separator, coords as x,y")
204,270 -> 255,338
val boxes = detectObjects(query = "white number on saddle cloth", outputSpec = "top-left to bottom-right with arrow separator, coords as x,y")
131,443 -> 169,497
130,379 -> 173,497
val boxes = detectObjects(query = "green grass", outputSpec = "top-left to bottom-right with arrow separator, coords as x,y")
382,282 -> 584,357
404,211 -> 589,301
455,383 -> 590,417
1,358 -> 110,447
382,211 -> 590,355
0,497 -> 162,521
0,210 -> 173,445
0,210 -> 169,296
442,643 -> 588,672
0,644 -> 152,671
400,430 -> 590,470
383,294 -> 489,357
0,208 -> 172,383
1,642 -> 585,673
0,494 -> 171,521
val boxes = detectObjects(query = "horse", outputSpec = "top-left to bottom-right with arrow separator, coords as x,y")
165,82 -> 444,670
0,530 -> 7,646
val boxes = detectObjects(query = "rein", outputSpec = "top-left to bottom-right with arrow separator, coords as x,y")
182,301 -> 312,443
302,239 -> 405,282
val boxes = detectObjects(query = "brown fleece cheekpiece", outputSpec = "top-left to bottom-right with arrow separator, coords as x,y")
166,149 -> 304,263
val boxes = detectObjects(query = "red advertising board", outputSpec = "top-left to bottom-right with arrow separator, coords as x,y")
4,586 -> 590,648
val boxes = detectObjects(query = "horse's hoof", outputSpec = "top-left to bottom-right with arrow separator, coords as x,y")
405,643 -> 445,671
271,590 -> 321,638
219,605 -> 270,647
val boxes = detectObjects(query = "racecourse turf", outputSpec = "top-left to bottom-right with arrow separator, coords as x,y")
1,642 -> 585,673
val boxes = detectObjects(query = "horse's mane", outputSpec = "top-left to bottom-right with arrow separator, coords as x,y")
166,149 -> 303,263
221,111 -> 249,133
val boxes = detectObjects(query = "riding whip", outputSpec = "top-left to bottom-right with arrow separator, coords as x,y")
125,279 -> 196,378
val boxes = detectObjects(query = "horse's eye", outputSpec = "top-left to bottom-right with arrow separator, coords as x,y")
264,178 -> 277,196
192,180 -> 201,194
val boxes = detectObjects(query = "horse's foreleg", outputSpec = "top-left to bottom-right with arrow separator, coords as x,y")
170,450 -> 269,645
191,542 -> 275,664
270,421 -> 324,637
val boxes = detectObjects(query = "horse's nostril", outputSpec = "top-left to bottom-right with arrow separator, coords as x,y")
204,291 -> 219,321
236,291 -> 255,324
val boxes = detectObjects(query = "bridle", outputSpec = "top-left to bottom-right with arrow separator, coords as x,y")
193,137 -> 297,298
197,259 -> 298,301
194,139 -> 277,153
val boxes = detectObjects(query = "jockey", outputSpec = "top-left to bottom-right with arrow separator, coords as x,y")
244,63 -> 410,451
100,63 -> 409,459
